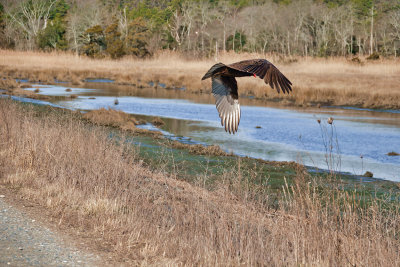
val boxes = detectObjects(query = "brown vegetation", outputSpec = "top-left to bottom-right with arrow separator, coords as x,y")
0,77 -> 50,100
0,77 -> 20,90
82,108 -> 157,136
1,99 -> 400,265
363,171 -> 374,178
83,108 -> 138,129
169,140 -> 230,157
83,108 -> 138,130
1,50 -> 400,109
151,117 -> 165,127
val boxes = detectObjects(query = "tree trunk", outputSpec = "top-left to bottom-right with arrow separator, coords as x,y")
370,5 -> 374,55
223,28 -> 226,52
74,31 -> 78,56
215,41 -> 218,61
263,40 -> 267,54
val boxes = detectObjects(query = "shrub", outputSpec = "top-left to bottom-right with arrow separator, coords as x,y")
105,22 -> 125,59
366,52 -> 380,60
226,31 -> 247,52
82,25 -> 106,58
125,18 -> 150,58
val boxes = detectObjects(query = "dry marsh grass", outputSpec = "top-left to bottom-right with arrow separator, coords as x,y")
0,77 -> 50,100
1,49 -> 400,109
1,99 -> 400,265
0,76 -> 20,90
169,140 -> 230,156
83,108 -> 159,136
83,108 -> 139,130
151,116 -> 165,127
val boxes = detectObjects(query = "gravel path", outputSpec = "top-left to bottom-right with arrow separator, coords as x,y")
0,195 -> 101,267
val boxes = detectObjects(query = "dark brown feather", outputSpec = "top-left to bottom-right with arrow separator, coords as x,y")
201,59 -> 292,134
227,59 -> 292,94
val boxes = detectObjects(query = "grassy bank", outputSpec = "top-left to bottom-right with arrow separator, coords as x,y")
1,49 -> 400,109
0,99 -> 400,265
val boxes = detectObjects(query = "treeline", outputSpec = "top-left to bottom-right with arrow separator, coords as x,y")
1,0 -> 400,58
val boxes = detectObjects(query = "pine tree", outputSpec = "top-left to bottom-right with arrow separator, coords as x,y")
105,22 -> 125,59
37,0 -> 69,50
83,25 -> 106,58
125,18 -> 150,57
0,3 -> 7,48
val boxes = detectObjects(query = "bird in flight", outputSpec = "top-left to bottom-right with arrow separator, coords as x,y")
202,59 -> 292,134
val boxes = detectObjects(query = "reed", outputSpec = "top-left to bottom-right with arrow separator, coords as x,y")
83,108 -> 138,128
0,99 -> 399,266
1,49 -> 400,109
169,140 -> 230,156
0,77 -> 51,100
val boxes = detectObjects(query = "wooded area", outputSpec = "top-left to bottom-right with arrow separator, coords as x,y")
1,0 -> 400,58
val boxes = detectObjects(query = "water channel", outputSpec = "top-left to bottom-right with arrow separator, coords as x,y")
21,82 -> 400,182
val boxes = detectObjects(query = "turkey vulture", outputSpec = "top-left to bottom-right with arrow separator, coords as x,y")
202,59 -> 292,134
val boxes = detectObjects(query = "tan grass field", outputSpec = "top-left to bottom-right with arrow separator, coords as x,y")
1,49 -> 400,109
1,99 -> 400,265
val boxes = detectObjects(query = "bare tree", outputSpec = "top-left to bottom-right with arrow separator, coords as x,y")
66,10 -> 83,55
2,0 -> 400,57
118,7 -> 129,41
169,1 -> 196,51
168,9 -> 186,49
389,10 -> 400,56
185,2 -> 198,51
215,0 -> 233,53
197,1 -> 212,53
331,5 -> 354,56
251,2 -> 279,54
66,0 -> 105,56
3,0 -> 58,49
370,4 -> 375,55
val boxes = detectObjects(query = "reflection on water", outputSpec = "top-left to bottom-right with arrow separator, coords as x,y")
68,82 -> 400,127
25,85 -> 97,96
75,82 -> 196,101
19,82 -> 400,182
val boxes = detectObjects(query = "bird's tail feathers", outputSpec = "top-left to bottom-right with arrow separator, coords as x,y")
201,63 -> 226,80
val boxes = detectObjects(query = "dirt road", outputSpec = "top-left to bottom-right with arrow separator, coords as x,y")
0,195 -> 101,267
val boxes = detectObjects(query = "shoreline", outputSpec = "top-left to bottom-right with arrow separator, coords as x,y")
1,49 -> 400,110
3,77 -> 400,115
2,88 -> 400,181
4,94 -> 399,184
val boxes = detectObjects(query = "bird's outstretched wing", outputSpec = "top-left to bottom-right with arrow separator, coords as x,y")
201,63 -> 226,80
202,62 -> 252,80
228,59 -> 292,94
212,76 -> 240,134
